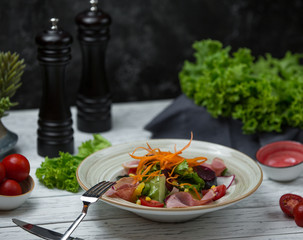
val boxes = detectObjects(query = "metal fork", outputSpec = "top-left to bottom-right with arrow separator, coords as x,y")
60,181 -> 115,240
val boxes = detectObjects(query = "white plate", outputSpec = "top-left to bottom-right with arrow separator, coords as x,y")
77,139 -> 263,222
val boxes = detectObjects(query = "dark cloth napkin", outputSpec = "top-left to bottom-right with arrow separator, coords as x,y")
145,94 -> 303,159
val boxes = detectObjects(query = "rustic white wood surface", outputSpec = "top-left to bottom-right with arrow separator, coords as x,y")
1,99 -> 303,240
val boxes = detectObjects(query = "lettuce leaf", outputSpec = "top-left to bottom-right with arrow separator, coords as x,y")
174,160 -> 188,175
174,160 -> 205,192
77,134 -> 111,159
36,134 -> 111,192
179,39 -> 303,134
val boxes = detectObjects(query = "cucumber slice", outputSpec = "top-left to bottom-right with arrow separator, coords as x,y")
158,175 -> 166,203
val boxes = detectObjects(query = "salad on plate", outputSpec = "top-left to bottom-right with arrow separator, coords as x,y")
105,134 -> 235,208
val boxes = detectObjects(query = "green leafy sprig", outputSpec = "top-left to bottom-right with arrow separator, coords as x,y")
0,97 -> 15,118
36,134 -> 111,193
0,51 -> 25,118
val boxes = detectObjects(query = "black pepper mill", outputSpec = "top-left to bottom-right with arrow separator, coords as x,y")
75,0 -> 112,133
36,18 -> 74,157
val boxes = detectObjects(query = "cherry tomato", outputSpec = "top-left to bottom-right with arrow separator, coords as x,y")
2,154 -> 30,182
0,179 -> 22,196
294,203 -> 303,227
213,184 -> 227,201
139,196 -> 164,208
279,194 -> 303,217
0,162 -> 5,183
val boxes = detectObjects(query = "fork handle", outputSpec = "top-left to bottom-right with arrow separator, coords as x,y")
61,203 -> 89,240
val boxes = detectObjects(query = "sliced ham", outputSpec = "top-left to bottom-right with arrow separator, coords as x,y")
104,177 -> 139,202
201,188 -> 217,202
201,157 -> 226,176
166,190 -> 216,208
122,160 -> 140,174
165,193 -> 193,208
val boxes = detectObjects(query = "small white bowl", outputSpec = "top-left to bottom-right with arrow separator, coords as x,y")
0,175 -> 35,210
256,141 -> 303,181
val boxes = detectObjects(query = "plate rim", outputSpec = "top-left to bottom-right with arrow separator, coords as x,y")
76,138 -> 263,212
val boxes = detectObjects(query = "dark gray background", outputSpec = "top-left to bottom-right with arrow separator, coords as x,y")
1,0 -> 303,109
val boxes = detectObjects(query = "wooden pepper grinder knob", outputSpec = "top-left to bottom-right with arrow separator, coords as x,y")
36,18 -> 74,157
75,0 -> 112,133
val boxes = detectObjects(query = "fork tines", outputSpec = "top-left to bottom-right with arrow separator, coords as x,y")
83,181 -> 115,198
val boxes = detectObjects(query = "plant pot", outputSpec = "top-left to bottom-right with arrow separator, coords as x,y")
0,119 -> 18,156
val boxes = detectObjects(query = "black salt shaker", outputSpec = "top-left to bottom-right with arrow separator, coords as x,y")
75,0 -> 112,133
36,18 -> 74,157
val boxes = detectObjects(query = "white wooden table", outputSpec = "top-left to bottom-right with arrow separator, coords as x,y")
1,99 -> 303,240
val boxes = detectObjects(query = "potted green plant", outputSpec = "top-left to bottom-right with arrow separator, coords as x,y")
0,52 -> 25,154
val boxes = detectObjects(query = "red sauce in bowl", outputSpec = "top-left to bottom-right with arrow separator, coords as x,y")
256,141 -> 303,168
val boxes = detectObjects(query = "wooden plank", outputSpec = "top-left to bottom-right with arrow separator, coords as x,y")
5,209 -> 303,240
2,194 -> 303,238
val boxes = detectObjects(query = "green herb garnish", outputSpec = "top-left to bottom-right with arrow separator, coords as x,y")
0,51 -> 25,118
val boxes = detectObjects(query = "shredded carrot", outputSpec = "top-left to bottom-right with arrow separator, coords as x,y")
166,174 -> 179,185
129,133 -> 207,192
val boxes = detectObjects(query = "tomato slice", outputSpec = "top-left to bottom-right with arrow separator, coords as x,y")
213,184 -> 227,201
294,203 -> 303,227
139,196 -> 164,208
128,168 -> 137,175
280,194 -> 303,217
